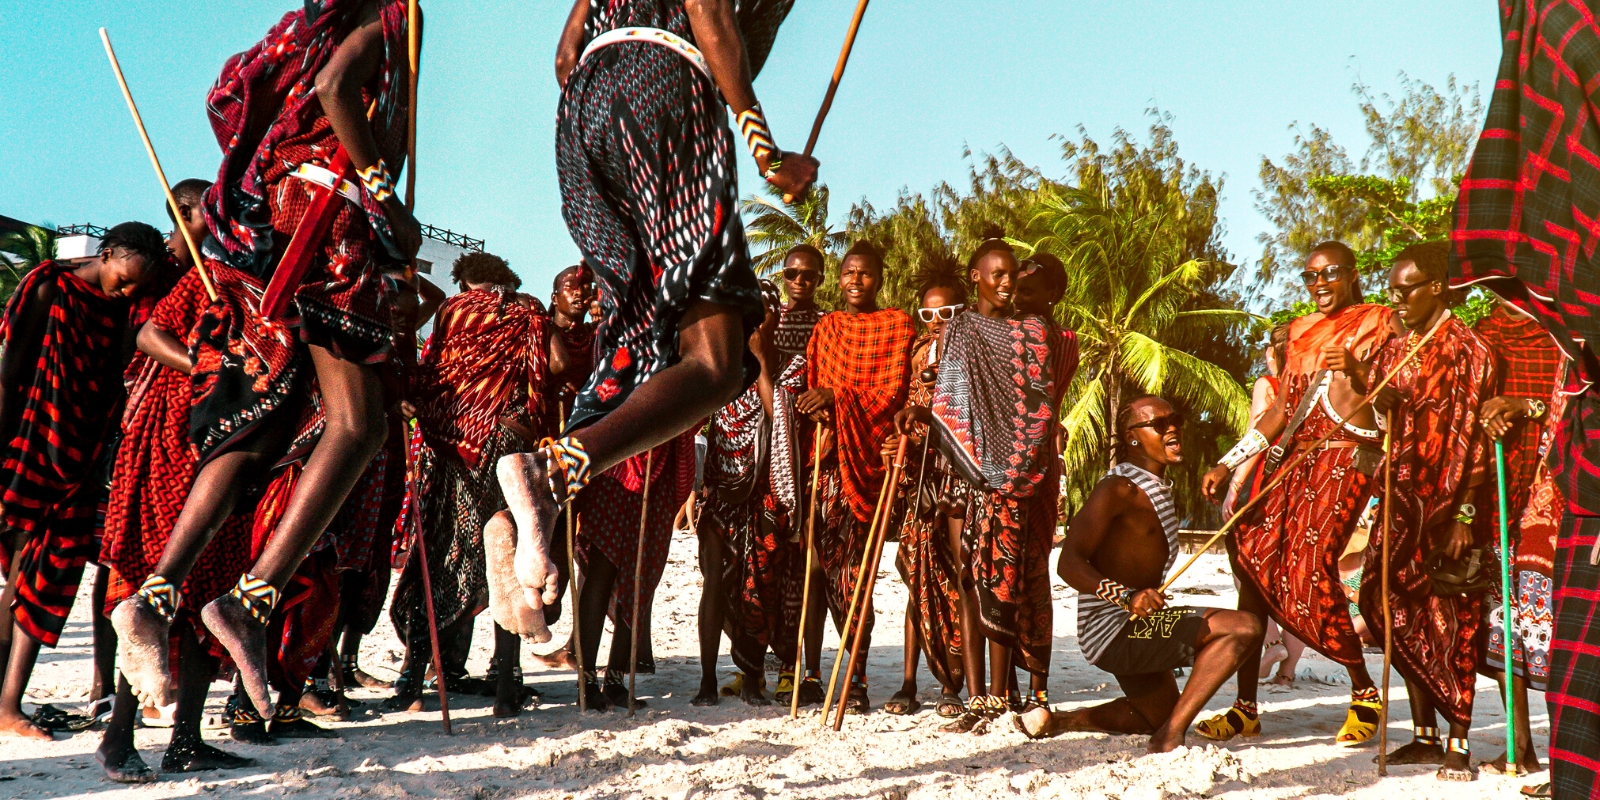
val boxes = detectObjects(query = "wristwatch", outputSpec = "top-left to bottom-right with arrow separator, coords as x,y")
1453,502 -> 1476,526
1526,398 -> 1548,420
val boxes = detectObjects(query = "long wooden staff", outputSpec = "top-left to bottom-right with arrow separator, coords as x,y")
1377,413 -> 1393,775
1148,317 -> 1444,603
412,497 -> 451,733
558,405 -> 587,712
831,437 -> 908,731
627,449 -> 655,717
790,425 -> 826,719
820,437 -> 907,724
405,0 -> 420,209
781,0 -> 871,203
1494,437 -> 1516,771
99,29 -> 216,301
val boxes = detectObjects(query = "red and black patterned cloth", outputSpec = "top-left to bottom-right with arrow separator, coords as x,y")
1357,315 -> 1497,729
411,288 -> 549,471
1448,4 -> 1600,791
576,432 -> 697,631
1473,307 -> 1563,537
99,268 -> 256,670
1233,304 -> 1397,668
930,311 -> 1062,675
0,263 -> 127,646
556,0 -> 792,431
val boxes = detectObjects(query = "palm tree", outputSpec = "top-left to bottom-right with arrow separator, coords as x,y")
740,183 -> 848,278
1021,183 -> 1259,522
0,225 -> 55,307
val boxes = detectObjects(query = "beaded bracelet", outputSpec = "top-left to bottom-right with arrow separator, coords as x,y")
735,103 -> 776,167
1095,577 -> 1133,610
357,159 -> 395,204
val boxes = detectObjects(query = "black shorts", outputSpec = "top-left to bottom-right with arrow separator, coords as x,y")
1090,606 -> 1209,691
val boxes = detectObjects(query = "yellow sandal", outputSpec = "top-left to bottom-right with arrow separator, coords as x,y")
1336,698 -> 1383,746
1195,703 -> 1261,741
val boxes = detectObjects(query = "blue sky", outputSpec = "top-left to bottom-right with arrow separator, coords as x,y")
1,1 -> 1496,298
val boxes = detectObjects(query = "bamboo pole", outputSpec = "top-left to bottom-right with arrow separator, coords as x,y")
627,450 -> 655,716
781,0 -> 871,203
99,29 -> 216,300
790,425 -> 826,719
1377,414 -> 1393,775
830,438 -> 908,731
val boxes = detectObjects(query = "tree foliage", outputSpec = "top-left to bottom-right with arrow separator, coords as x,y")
740,183 -> 850,282
0,225 -> 55,308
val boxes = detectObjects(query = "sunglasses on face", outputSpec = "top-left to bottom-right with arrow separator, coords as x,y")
1299,265 -> 1348,287
782,267 -> 822,282
916,304 -> 965,323
1127,412 -> 1185,433
1386,278 -> 1437,304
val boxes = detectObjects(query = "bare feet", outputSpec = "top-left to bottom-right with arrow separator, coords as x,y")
692,677 -> 719,707
1480,749 -> 1544,776
1437,749 -> 1477,781
497,453 -> 563,614
0,712 -> 53,740
161,738 -> 256,773
1147,725 -> 1187,753
1381,740 -> 1446,765
1016,705 -> 1055,739
96,743 -> 157,783
1258,641 -> 1288,680
532,645 -> 578,670
200,597 -> 272,718
1264,673 -> 1295,687
111,597 -> 174,708
484,510 -> 552,643
342,661 -> 393,690
740,674 -> 771,707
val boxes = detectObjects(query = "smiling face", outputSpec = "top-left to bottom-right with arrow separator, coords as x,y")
838,254 -> 882,312
782,251 -> 822,305
969,250 -> 1018,317
1387,258 -> 1444,330
1302,249 -> 1359,314
919,285 -> 963,338
1123,396 -> 1184,467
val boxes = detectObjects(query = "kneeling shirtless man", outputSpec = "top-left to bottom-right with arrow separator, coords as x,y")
1019,395 -> 1262,752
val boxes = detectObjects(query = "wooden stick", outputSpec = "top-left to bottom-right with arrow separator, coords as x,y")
559,405 -> 587,713
831,438 -> 908,731
1494,437 -> 1516,771
1144,316 -> 1444,605
819,445 -> 900,723
99,28 -> 216,301
782,0 -> 871,203
790,425 -> 826,719
1377,414 -> 1393,775
412,503 -> 451,734
405,0 -> 419,210
627,449 -> 655,717
821,437 -> 907,725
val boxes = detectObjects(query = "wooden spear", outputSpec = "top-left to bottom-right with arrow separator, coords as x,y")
782,0 -> 871,203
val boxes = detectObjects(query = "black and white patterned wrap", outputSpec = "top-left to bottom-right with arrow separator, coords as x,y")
1077,462 -> 1180,665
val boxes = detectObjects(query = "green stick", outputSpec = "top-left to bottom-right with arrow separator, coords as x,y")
1494,437 -> 1515,769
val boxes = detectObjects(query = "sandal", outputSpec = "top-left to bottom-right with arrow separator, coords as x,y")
882,689 -> 922,715
940,694 -> 1003,734
1195,701 -> 1260,741
30,703 -> 95,732
773,672 -> 797,704
1521,783 -> 1552,798
935,690 -> 964,718
1337,696 -> 1383,747
844,682 -> 870,715
719,674 -> 745,697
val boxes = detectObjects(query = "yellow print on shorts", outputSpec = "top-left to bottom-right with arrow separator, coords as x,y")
1129,609 -> 1188,640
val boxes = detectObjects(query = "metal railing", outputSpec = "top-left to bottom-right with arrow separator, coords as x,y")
420,224 -> 483,252
56,223 -> 108,237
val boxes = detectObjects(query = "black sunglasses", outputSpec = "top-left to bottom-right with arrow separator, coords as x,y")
1386,278 -> 1437,304
1299,265 -> 1348,287
782,267 -> 822,281
1127,411 -> 1185,432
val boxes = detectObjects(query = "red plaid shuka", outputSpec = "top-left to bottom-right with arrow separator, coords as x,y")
1358,315 -> 1497,728
806,309 -> 916,522
1446,6 -> 1600,792
0,263 -> 126,646
411,288 -> 549,471
1473,307 -> 1562,537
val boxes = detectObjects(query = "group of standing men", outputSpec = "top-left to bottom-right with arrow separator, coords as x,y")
3,1 -> 1600,798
